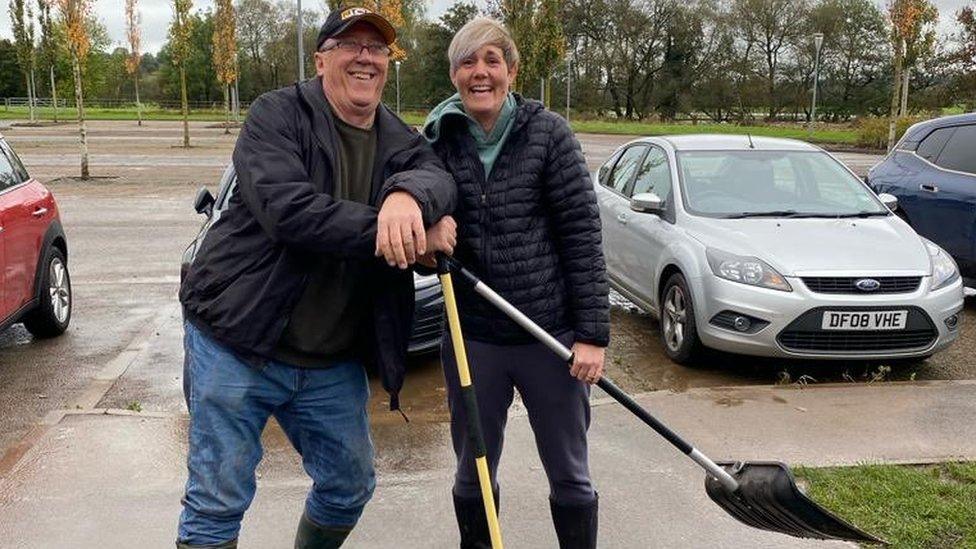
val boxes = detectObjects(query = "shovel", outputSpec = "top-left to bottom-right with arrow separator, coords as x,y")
439,255 -> 884,545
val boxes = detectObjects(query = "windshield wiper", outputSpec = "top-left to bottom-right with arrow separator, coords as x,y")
832,211 -> 890,218
724,210 -> 803,218
724,210 -> 889,219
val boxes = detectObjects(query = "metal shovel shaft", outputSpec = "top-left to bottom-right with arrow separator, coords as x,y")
444,257 -> 739,493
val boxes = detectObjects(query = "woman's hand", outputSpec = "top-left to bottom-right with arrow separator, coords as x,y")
569,342 -> 605,385
417,216 -> 457,268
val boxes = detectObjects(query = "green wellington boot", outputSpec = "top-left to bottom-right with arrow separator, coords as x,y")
294,511 -> 352,549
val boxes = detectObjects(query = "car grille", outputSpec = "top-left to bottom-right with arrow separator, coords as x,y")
801,276 -> 922,294
412,308 -> 444,340
777,306 -> 937,353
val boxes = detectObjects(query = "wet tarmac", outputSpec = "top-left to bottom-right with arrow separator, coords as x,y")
0,120 -> 966,463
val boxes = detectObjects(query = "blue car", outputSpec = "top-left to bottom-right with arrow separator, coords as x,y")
868,113 -> 976,286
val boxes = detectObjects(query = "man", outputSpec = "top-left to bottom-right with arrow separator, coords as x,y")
177,7 -> 457,548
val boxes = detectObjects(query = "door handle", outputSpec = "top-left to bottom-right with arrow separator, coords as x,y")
32,206 -> 48,217
616,213 -> 628,224
920,184 -> 939,193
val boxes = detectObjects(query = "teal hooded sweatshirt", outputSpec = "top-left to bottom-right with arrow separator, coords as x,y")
422,92 -> 517,179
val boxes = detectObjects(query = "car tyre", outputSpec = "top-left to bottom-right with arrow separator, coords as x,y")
660,272 -> 704,365
23,247 -> 72,338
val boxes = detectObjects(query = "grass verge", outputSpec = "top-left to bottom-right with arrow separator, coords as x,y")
794,462 -> 976,548
4,107 -> 863,148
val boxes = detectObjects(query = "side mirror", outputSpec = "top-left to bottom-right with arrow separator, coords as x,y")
878,192 -> 898,211
194,187 -> 215,217
631,192 -> 664,214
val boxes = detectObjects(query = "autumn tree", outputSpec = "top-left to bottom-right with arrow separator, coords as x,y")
9,0 -> 37,122
170,0 -> 193,147
886,0 -> 938,149
212,0 -> 237,132
125,0 -> 143,125
529,0 -> 565,106
52,0 -> 92,178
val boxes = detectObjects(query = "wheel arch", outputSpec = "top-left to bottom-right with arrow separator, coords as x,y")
31,219 -> 67,301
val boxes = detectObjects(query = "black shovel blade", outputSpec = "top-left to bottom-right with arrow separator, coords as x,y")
705,461 -> 885,544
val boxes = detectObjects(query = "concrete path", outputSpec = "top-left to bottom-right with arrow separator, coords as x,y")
2,380 -> 974,548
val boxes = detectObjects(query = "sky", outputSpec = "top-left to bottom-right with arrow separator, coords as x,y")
0,0 -> 969,55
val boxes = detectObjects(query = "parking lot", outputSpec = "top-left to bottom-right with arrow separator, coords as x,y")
1,119 -> 974,458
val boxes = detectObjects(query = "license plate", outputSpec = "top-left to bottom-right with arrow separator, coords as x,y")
821,310 -> 908,330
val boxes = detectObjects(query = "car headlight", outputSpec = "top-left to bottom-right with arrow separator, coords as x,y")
924,239 -> 959,290
705,248 -> 792,292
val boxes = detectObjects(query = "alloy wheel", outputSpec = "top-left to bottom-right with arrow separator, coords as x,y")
663,285 -> 687,352
49,257 -> 70,324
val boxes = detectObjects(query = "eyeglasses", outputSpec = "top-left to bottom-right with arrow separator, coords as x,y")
321,39 -> 391,58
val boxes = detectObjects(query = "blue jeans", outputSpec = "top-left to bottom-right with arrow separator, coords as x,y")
177,321 -> 376,545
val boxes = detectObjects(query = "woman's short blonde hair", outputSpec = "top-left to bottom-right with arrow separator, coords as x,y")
448,17 -> 520,74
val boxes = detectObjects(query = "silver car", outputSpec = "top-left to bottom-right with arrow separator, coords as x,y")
594,135 -> 964,364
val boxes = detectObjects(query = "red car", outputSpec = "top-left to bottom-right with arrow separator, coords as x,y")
0,132 -> 71,337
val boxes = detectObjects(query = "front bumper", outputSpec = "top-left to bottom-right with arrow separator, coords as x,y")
692,273 -> 964,359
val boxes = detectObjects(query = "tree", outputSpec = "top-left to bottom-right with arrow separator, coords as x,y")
0,40 -> 23,97
52,0 -> 92,178
531,0 -> 566,106
886,0 -> 937,149
37,0 -> 60,122
395,1 -> 477,108
9,0 -> 37,122
808,0 -> 889,119
954,5 -> 976,108
125,0 -> 143,125
212,0 -> 237,132
170,0 -> 193,147
731,0 -> 809,120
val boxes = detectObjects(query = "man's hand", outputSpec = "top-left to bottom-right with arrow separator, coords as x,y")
569,342 -> 605,385
376,191 -> 425,269
417,216 -> 457,268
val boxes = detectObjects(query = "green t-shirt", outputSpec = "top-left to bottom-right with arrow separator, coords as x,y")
273,112 -> 377,368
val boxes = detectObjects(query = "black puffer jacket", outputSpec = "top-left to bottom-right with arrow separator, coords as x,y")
430,96 -> 610,346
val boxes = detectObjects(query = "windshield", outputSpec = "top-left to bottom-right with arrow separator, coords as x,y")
675,150 -> 888,218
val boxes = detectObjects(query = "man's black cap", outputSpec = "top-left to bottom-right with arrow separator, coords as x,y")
316,7 -> 397,51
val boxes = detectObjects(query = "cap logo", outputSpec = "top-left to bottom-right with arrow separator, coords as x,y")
341,7 -> 371,19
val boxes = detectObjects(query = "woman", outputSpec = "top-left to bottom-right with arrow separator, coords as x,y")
422,17 -> 610,549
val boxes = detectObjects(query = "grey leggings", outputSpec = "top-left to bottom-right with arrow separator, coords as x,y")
441,332 -> 597,506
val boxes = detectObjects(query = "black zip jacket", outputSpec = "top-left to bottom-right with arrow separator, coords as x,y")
429,96 -> 610,346
180,78 -> 456,409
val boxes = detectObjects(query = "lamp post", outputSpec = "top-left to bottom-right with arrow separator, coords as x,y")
395,60 -> 401,116
566,52 -> 573,122
297,0 -> 305,81
808,32 -> 824,133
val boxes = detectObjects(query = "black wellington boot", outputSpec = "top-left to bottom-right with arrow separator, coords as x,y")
294,511 -> 351,549
549,494 -> 598,549
452,490 -> 500,549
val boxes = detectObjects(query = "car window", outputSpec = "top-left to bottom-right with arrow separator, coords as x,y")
597,149 -> 622,187
677,150 -> 886,217
630,146 -> 672,201
606,145 -> 646,194
0,147 -> 20,191
916,127 -> 954,163
934,125 -> 976,175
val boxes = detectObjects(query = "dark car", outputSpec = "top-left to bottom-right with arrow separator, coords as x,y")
867,113 -> 976,286
180,165 -> 444,355
0,132 -> 71,337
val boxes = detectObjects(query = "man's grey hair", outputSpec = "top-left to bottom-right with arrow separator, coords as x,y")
448,17 -> 520,74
